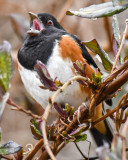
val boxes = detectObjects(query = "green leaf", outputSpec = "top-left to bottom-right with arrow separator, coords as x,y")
66,2 -> 128,19
65,103 -> 74,116
30,124 -> 42,140
30,119 -> 42,140
82,39 -> 113,71
55,80 -> 63,87
92,69 -> 102,84
0,141 -> 22,155
0,41 -> 13,92
75,134 -> 87,142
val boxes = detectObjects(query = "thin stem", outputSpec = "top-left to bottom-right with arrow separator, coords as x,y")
25,139 -> 43,160
74,142 -> 87,159
111,20 -> 128,73
7,98 -> 41,119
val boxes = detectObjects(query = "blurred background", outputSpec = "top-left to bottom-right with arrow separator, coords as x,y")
0,0 -> 128,159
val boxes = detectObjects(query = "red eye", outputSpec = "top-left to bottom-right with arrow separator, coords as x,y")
48,20 -> 53,26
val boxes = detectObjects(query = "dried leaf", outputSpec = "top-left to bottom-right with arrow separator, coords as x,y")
66,2 -> 128,19
82,39 -> 113,71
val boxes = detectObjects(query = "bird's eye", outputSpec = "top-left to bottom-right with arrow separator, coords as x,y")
48,20 -> 53,26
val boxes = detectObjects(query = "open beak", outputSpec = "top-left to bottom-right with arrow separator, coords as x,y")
27,12 -> 44,36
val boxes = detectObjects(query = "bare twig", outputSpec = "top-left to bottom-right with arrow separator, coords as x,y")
25,139 -> 43,160
111,19 -> 128,72
74,142 -> 87,159
7,98 -> 41,119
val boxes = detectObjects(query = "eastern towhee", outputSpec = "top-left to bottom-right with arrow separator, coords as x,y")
17,12 -> 113,156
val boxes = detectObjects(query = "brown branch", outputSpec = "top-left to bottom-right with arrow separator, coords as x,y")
25,139 -> 43,160
7,98 -> 41,119
104,60 -> 128,84
97,67 -> 128,105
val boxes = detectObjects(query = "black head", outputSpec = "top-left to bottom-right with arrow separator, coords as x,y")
18,12 -> 67,70
27,12 -> 65,36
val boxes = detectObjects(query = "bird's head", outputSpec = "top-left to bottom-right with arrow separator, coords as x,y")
27,12 -> 64,36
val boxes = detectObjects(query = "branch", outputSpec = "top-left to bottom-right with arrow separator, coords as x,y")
7,98 -> 41,119
97,61 -> 128,105
25,139 -> 43,160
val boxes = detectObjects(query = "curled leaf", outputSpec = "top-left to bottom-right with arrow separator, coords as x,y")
53,103 -> 68,118
66,2 -> 128,19
82,39 -> 113,71
70,125 -> 87,136
34,60 -> 58,91
92,69 -> 102,84
30,119 -> 42,140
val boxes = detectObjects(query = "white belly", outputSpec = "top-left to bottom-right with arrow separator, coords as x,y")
18,42 -> 88,112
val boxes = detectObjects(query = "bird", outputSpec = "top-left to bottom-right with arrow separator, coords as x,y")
17,12 -> 113,159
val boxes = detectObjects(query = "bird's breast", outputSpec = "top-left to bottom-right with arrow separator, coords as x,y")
18,40 -> 91,111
